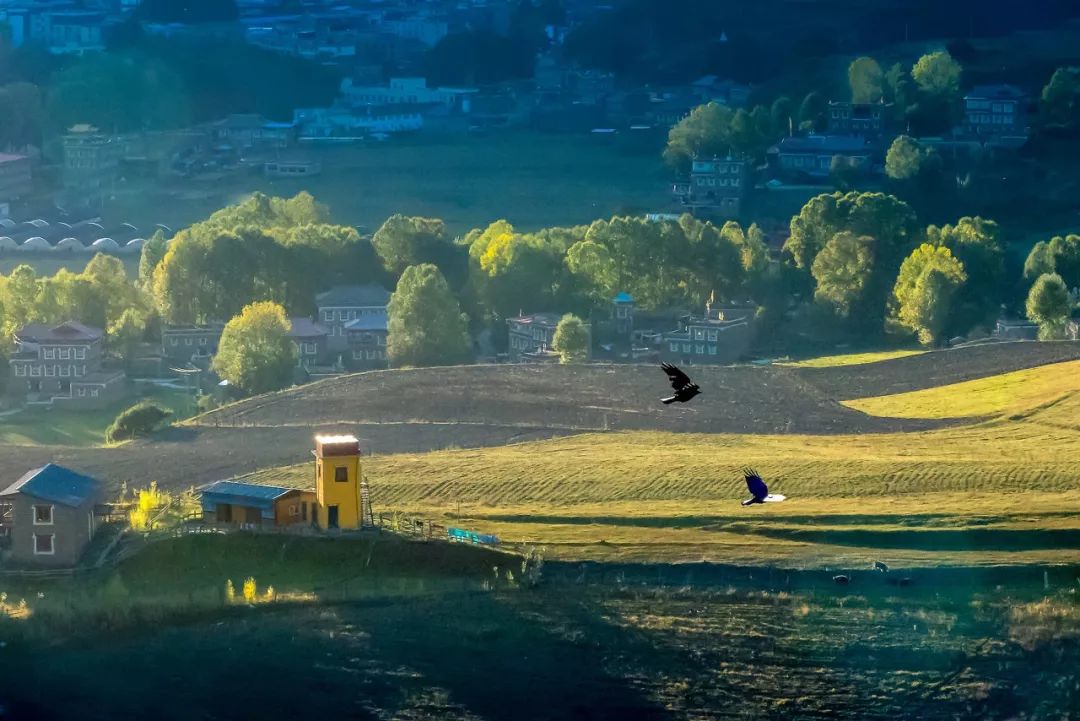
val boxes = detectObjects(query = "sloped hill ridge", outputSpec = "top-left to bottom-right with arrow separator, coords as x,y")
802,341 -> 1080,399
195,363 -> 950,435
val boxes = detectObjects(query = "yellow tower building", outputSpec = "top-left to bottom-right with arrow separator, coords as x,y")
313,434 -> 362,530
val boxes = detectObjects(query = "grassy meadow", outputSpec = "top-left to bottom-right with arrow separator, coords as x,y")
243,357 -> 1080,567
0,387 -> 195,446
779,349 -> 926,368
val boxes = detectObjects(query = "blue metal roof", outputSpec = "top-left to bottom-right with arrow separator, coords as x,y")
200,481 -> 295,511
613,292 -> 634,303
0,464 -> 102,507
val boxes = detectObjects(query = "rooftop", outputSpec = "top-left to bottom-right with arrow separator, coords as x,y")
288,317 -> 329,338
0,153 -> 28,164
15,321 -> 102,343
0,464 -> 102,507
200,480 -> 294,502
774,134 -> 872,154
966,84 -> 1027,100
316,284 -> 392,308
613,292 -> 634,304
509,312 -> 562,327
344,312 -> 388,332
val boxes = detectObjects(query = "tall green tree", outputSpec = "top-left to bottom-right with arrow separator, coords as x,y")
108,307 -> 147,371
911,50 -> 962,101
798,91 -> 827,132
885,135 -> 930,180
371,215 -> 464,285
770,96 -> 793,137
387,264 -> 471,367
926,217 -> 1004,331
883,62 -> 915,122
1041,66 -> 1080,130
848,56 -> 884,104
552,313 -> 589,363
811,231 -> 875,318
663,102 -> 735,174
138,230 -> 168,290
1026,273 -> 1071,340
1024,235 -> 1080,290
211,301 -> 297,395
892,243 -> 967,346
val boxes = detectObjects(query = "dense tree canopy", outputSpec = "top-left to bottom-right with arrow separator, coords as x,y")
553,313 -> 590,363
1041,66 -> 1080,130
387,264 -> 471,367
885,135 -> 931,180
911,50 -> 962,101
372,215 -> 466,287
892,243 -> 967,346
925,217 -> 1004,331
1025,234 -> 1080,290
0,82 -> 44,149
1026,273 -> 1071,340
211,302 -> 297,395
424,31 -> 535,86
848,57 -> 884,104
811,231 -> 875,318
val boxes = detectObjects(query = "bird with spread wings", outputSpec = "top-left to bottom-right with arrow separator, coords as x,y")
659,363 -> 701,404
741,468 -> 787,505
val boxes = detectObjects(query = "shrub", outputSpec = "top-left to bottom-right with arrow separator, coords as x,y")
106,401 -> 172,443
242,577 -> 257,603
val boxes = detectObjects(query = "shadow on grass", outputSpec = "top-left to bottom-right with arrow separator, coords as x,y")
473,512 -> 1072,529
715,525 -> 1080,551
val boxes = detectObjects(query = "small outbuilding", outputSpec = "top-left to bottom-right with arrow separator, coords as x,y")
200,480 -> 316,528
0,464 -> 104,567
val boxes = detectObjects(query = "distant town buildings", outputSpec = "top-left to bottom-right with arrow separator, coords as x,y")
507,312 -> 562,362
315,284 -> 392,357
161,323 -> 224,366
826,100 -> 893,138
961,85 -> 1030,145
659,303 -> 756,365
62,124 -> 123,197
672,156 -> 750,219
770,135 -> 875,179
7,321 -> 126,410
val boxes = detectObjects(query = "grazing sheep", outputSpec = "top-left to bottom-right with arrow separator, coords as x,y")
873,561 -> 890,573
832,574 -> 850,585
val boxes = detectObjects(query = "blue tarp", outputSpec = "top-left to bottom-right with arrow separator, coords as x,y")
447,527 -> 499,546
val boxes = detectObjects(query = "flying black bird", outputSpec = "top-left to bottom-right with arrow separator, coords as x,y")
741,467 -> 787,506
659,363 -> 701,404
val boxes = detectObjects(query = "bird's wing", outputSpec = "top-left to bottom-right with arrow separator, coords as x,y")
661,362 -> 694,390
744,469 -> 768,499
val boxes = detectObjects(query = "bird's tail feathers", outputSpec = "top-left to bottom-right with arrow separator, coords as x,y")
661,395 -> 677,405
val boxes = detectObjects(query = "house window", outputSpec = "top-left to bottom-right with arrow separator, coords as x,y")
45,366 -> 56,377
170,337 -> 178,346
682,343 -> 691,353
33,534 -> 54,555
34,504 -> 54,525
75,348 -> 85,359
707,330 -> 718,341
334,466 -> 348,482
695,344 -> 704,354
352,350 -> 363,360
709,345 -> 718,355
694,329 -> 704,340
199,337 -> 208,346
59,365 -> 70,377
78,387 -> 86,397
322,310 -> 333,321
303,342 -> 317,355
58,347 -> 70,360
30,366 -> 41,377
43,348 -> 56,360
185,338 -> 192,346
90,388 -> 99,397
669,342 -> 679,352
14,365 -> 25,377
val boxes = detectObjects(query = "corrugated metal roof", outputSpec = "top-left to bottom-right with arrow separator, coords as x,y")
201,480 -> 294,504
344,312 -> 388,332
0,464 -> 102,507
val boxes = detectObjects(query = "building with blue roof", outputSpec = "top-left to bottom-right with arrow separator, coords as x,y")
0,464 -> 103,567
200,480 -> 316,528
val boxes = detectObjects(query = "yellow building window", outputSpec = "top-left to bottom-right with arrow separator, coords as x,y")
335,466 -> 348,482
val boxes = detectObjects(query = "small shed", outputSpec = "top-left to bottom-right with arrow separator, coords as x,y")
200,480 -> 316,527
0,464 -> 104,567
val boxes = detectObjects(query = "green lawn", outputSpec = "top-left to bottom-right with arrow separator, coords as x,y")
102,131 -> 672,235
0,387 -> 196,446
779,349 -> 926,368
